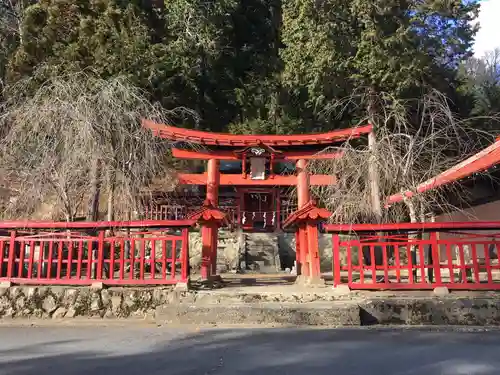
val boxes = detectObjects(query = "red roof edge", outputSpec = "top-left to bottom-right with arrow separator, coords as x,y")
142,119 -> 373,147
282,200 -> 331,228
187,200 -> 228,224
386,139 -> 500,206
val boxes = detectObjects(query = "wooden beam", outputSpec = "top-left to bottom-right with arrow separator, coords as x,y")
173,148 -> 238,160
177,173 -> 335,186
172,148 -> 342,161
386,139 -> 500,206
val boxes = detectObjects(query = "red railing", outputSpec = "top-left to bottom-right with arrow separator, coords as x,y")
142,204 -> 239,228
142,203 -> 298,230
0,220 -> 195,286
325,222 -> 500,290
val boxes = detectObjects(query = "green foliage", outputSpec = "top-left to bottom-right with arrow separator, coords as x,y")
280,0 -> 480,130
0,0 -> 495,138
459,49 -> 500,134
7,0 -> 162,96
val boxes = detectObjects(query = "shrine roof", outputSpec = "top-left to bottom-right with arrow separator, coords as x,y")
282,200 -> 331,228
386,138 -> 500,206
142,120 -> 372,147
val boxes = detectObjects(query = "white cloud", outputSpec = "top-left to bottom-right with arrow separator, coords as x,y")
473,0 -> 500,57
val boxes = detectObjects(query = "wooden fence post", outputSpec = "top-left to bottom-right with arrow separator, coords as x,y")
6,230 -> 17,278
332,234 -> 341,287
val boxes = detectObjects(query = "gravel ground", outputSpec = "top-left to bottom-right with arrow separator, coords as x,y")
1,324 -> 500,375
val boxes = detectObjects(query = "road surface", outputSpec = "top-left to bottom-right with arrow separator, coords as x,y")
1,324 -> 499,374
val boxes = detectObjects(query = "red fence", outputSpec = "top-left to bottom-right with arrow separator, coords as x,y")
0,220 -> 194,286
143,204 -> 239,229
325,222 -> 500,290
143,202 -> 298,230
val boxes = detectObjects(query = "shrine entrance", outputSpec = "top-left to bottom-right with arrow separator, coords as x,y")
142,119 -> 373,285
241,188 -> 276,232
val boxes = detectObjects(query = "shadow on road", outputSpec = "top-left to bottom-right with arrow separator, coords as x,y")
1,326 -> 499,375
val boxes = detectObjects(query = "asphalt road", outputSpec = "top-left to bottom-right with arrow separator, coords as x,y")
1,325 -> 500,375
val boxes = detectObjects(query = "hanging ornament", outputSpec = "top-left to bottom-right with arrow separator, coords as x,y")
263,212 -> 267,227
252,211 -> 256,220
271,212 -> 276,226
242,212 -> 246,224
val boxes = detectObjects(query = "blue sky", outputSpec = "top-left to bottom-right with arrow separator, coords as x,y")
473,0 -> 499,57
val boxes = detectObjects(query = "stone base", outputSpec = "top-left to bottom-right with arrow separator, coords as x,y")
0,286 -> 177,319
90,282 -> 104,290
174,282 -> 190,292
332,285 -> 351,296
433,286 -> 450,296
294,275 -> 326,288
2,285 -> 500,326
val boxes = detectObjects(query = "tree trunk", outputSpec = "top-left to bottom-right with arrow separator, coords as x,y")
367,88 -> 382,223
404,197 -> 419,281
87,159 -> 102,221
368,130 -> 382,222
107,169 -> 116,222
198,49 -> 206,130
269,0 -> 282,130
404,197 -> 417,224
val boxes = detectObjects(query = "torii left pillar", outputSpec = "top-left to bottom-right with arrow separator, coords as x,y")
206,158 -> 220,277
188,158 -> 225,283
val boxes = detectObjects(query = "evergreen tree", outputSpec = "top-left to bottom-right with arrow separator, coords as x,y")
279,0 -> 479,130
460,48 -> 500,133
7,1 -> 162,94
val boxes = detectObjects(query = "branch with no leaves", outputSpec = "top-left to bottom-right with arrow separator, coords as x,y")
0,73 -> 197,221
309,90 -> 498,224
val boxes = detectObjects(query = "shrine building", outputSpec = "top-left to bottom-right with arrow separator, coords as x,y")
142,120 -> 373,282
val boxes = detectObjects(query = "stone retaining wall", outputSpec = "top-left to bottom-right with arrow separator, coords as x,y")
3,286 -> 500,326
0,286 -> 178,319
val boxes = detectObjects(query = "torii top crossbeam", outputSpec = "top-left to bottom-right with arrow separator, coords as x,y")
142,120 -> 373,147
142,120 -> 372,188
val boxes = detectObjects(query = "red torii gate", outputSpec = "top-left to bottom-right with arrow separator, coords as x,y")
142,120 -> 373,284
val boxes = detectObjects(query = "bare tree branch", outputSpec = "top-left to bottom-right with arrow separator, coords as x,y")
310,89 -> 499,223
0,73 -> 197,221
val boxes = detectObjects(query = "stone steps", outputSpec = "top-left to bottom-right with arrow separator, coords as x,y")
216,230 -> 244,273
243,233 -> 281,273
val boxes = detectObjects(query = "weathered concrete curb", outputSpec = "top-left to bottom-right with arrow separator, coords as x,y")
155,302 -> 361,326
154,298 -> 500,327
360,298 -> 500,326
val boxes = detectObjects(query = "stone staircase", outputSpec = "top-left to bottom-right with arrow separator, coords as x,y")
215,230 -> 244,273
242,233 -> 281,273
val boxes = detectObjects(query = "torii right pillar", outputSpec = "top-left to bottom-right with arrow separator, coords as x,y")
284,159 -> 331,286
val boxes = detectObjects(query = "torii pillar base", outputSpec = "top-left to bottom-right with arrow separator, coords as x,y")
283,200 -> 330,287
295,275 -> 326,287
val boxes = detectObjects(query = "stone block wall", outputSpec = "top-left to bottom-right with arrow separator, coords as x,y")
189,230 -> 335,273
278,233 -> 333,272
188,231 -> 243,273
0,286 -> 179,319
